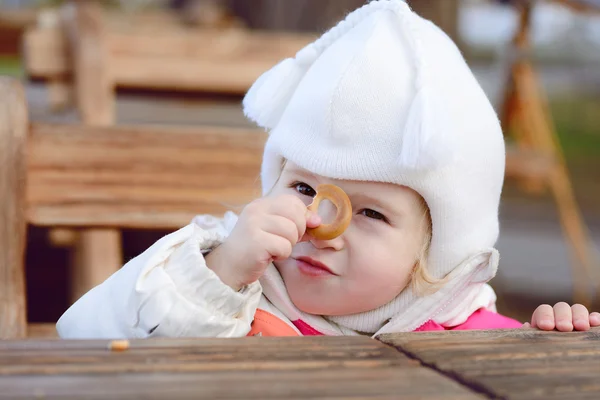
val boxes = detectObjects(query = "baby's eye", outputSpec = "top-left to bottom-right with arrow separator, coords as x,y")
360,209 -> 388,223
291,182 -> 316,197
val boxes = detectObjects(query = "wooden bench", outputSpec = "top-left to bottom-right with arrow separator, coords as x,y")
0,77 -> 266,339
20,1 -> 312,303
22,1 -> 315,113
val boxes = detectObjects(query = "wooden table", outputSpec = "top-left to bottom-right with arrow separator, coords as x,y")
379,328 -> 600,399
1,330 -> 598,399
0,336 -> 478,399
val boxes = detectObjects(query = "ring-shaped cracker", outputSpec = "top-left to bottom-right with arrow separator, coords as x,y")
306,184 -> 352,240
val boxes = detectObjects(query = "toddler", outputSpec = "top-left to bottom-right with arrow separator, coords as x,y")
57,0 -> 599,338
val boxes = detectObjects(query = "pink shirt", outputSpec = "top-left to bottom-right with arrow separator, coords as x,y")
290,308 -> 522,336
415,308 -> 523,331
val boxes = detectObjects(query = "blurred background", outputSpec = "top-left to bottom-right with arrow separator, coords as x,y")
1,0 -> 599,325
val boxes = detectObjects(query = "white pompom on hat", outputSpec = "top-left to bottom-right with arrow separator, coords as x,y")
243,0 -> 506,334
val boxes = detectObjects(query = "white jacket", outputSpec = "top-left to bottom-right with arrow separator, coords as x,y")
57,213 -> 274,339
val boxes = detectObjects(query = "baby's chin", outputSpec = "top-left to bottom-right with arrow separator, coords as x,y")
289,295 -> 345,316
272,260 -> 344,315
292,296 -> 390,317
286,286 -> 377,316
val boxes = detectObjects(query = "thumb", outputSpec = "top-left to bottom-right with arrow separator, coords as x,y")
299,211 -> 321,242
305,210 -> 322,228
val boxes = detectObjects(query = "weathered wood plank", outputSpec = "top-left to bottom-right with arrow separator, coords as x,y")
379,328 -> 600,400
108,27 -> 312,93
0,337 -> 482,399
106,29 -> 313,60
26,123 -> 266,229
110,56 -> 275,94
0,78 -> 29,339
23,22 -> 313,94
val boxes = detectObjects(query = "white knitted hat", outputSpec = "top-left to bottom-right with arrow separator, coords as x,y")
243,0 -> 506,334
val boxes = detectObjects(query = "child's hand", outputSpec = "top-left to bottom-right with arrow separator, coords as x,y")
523,302 -> 600,332
205,195 -> 321,290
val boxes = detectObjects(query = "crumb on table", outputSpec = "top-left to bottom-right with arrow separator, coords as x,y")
108,339 -> 130,352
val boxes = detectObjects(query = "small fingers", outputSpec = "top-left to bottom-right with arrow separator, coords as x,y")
305,210 -> 322,229
571,304 -> 590,331
553,302 -> 573,332
262,234 -> 293,261
590,312 -> 600,327
268,196 -> 310,239
262,215 -> 303,247
531,304 -> 555,331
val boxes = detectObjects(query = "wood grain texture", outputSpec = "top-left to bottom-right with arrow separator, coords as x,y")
106,29 -> 312,60
0,336 -> 482,399
23,21 -> 313,94
110,56 -> 287,94
0,78 -> 28,339
26,123 -> 266,229
379,328 -> 600,400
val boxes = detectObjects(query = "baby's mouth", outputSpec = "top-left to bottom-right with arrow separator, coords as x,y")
295,256 -> 338,276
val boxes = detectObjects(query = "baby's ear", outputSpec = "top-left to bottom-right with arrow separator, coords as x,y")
463,248 -> 499,284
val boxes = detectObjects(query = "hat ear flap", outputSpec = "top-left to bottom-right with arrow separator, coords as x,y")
397,85 -> 454,170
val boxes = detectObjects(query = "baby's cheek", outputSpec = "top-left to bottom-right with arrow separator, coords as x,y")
386,267 -> 412,293
365,271 -> 410,308
366,258 -> 412,291
379,256 -> 415,289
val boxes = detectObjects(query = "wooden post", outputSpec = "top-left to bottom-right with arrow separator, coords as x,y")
0,78 -> 28,339
68,0 -> 114,124
71,227 -> 123,302
66,0 -> 122,303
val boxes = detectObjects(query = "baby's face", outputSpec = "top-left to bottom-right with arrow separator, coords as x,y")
269,162 -> 427,316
